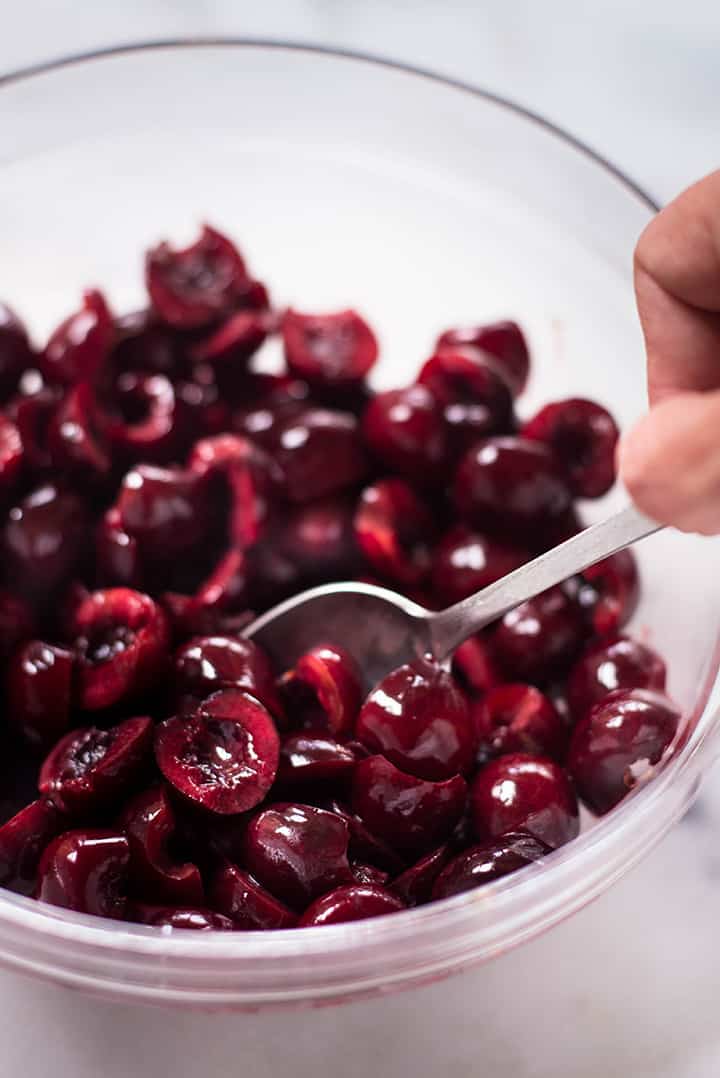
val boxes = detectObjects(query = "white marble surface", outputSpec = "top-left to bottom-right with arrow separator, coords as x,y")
1,4 -> 720,1076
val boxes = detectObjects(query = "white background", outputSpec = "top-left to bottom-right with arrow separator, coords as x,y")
1,4 -> 719,1076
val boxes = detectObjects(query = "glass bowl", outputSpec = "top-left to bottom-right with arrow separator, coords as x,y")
0,40 -> 718,1010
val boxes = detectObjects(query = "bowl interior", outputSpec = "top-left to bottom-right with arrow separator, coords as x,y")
0,42 -> 718,1005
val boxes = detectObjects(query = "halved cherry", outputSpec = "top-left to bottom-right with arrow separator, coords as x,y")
188,433 -> 281,548
278,644 -> 362,737
100,371 -> 179,464
162,548 -> 251,639
389,846 -> 448,906
4,485 -> 89,597
132,904 -> 234,930
324,799 -> 406,875
271,496 -> 360,583
277,733 -> 357,788
116,464 -> 210,564
47,382 -> 111,485
452,634 -> 504,696
354,478 -> 435,587
145,225 -> 263,329
473,684 -> 567,762
355,656 -> 475,781
352,755 -> 467,855
580,549 -> 640,636
350,862 -> 390,888
419,349 -> 515,457
208,862 -> 297,929
95,508 -> 142,588
522,398 -> 619,498
72,588 -> 170,711
271,407 -> 369,503
41,290 -> 113,386
431,525 -> 528,605
0,798 -> 66,895
299,883 -> 405,927
8,373 -> 60,473
174,634 -> 282,718
432,831 -> 550,900
436,321 -> 530,396
191,308 -> 272,366
282,308 -> 378,388
7,640 -> 75,748
155,690 -> 279,815
35,829 -> 130,918
0,415 -> 22,495
120,785 -> 204,906
39,716 -> 153,813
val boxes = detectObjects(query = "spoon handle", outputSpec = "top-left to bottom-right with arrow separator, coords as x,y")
429,503 -> 662,662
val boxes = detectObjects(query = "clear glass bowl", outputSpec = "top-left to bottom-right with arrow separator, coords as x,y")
0,41 -> 718,1010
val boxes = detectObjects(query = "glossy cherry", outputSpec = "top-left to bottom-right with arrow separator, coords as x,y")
431,525 -> 528,605
352,755 -> 467,855
522,398 -> 619,498
282,308 -> 378,387
580,549 -> 640,636
72,588 -> 170,711
350,862 -> 390,888
390,846 -> 448,906
0,415 -> 23,495
473,684 -> 566,762
277,734 -> 357,788
3,485 -> 89,598
492,585 -> 586,682
101,371 -> 179,464
174,634 -> 282,718
39,717 -> 153,813
271,407 -> 369,503
271,496 -> 359,583
432,831 -> 550,900
47,382 -> 111,485
116,464 -> 209,565
356,656 -> 475,781
120,786 -> 204,906
0,799 -> 66,895
454,437 -> 571,541
362,384 -> 445,484
567,688 -> 680,814
299,884 -> 405,927
0,303 -> 34,401
95,507 -> 142,588
133,904 -> 235,930
471,753 -> 579,849
42,290 -> 113,386
279,644 -> 362,737
208,863 -> 297,929
419,349 -> 514,456
566,636 -> 667,723
436,320 -> 530,396
354,478 -> 435,587
243,802 -> 352,909
156,690 -> 279,815
191,308 -> 271,366
36,829 -> 130,917
8,641 -> 75,748
452,634 -> 503,696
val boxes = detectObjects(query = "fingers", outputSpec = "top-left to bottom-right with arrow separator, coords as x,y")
634,169 -> 720,404
619,390 -> 720,534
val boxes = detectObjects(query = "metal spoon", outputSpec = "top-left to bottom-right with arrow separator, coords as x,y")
244,503 -> 661,692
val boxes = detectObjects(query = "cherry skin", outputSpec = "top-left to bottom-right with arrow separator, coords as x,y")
278,644 -> 362,737
362,384 -> 445,483
282,308 -> 378,388
566,636 -> 667,723
7,641 -> 75,748
120,786 -> 204,906
36,829 -> 130,918
522,397 -> 619,499
277,734 -> 357,788
174,634 -> 282,719
0,303 -> 34,401
42,290 -> 113,386
473,684 -> 567,762
470,753 -> 579,849
299,884 -> 405,927
270,407 -> 369,503
3,485 -> 89,598
580,549 -> 640,637
208,862 -> 298,929
354,478 -> 435,588
432,831 -> 550,900
431,525 -> 528,605
436,321 -> 530,396
492,585 -> 586,683
355,656 -> 475,781
0,799 -> 66,896
567,688 -> 681,814
0,415 -> 23,496
389,846 -> 448,906
243,802 -> 352,910
418,349 -> 515,458
155,690 -> 280,815
132,905 -> 235,930
116,464 -> 210,565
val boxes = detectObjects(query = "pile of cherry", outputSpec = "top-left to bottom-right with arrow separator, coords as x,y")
0,226 -> 679,931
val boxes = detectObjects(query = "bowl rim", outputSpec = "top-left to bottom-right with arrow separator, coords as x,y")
2,38 -> 712,1007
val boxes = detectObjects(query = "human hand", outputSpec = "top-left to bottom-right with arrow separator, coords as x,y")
619,169 -> 720,534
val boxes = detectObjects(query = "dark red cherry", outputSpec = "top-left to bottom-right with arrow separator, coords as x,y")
419,350 -> 515,456
390,846 -> 448,905
580,549 -> 640,636
279,644 -> 362,737
278,734 -> 356,788
120,786 -> 204,906
362,384 -> 445,483
162,547 -> 250,639
101,371 -> 179,464
0,798 -> 66,895
432,831 -> 549,900
191,308 -> 272,366
35,829 -> 130,918
4,485 -> 89,597
39,717 -> 153,813
155,690 -> 279,815
0,591 -> 34,660
8,372 -> 60,473
436,321 -> 530,396
174,635 -> 282,718
492,585 -> 586,682
208,863 -> 297,929
271,408 -> 369,503
568,688 -> 680,814
350,862 -> 390,888
116,464 -> 209,564
132,904 -> 234,930
354,479 -> 435,587
453,437 -> 571,541
299,884 -> 405,927
72,588 -> 170,711
431,526 -> 528,605
473,684 -> 566,761
452,634 -> 503,696
47,382 -> 110,485
0,416 -> 23,495
188,433 -> 280,548
282,308 -> 378,388
243,802 -> 352,909
95,508 -> 142,588
272,496 -> 359,582
145,226 -> 262,329
470,753 -> 579,849
522,398 -> 619,499
8,641 -> 75,748
353,756 -> 466,855
0,303 -> 34,400
356,656 -> 475,781
566,636 -> 667,723
110,309 -> 181,376
41,290 -> 112,386
325,800 -> 406,875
